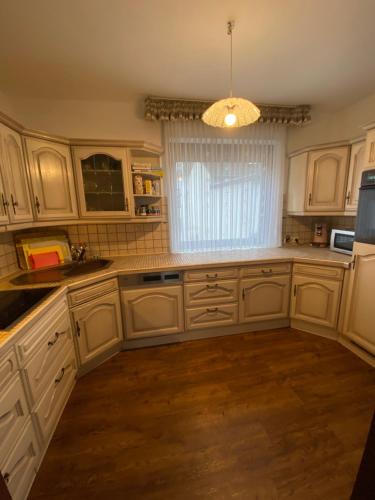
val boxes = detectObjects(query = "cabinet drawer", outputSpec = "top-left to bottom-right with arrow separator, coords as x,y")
241,262 -> 291,277
68,278 -> 118,306
17,298 -> 69,365
33,347 -> 76,442
0,374 -> 29,464
185,304 -> 238,331
0,347 -> 18,392
1,417 -> 39,500
293,263 -> 344,281
23,327 -> 73,407
184,267 -> 238,282
184,280 -> 238,306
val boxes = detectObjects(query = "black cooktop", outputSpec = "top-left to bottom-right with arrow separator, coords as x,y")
0,287 -> 58,330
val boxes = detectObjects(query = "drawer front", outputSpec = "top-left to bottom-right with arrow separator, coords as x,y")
241,262 -> 291,277
34,347 -> 76,442
184,267 -> 238,282
185,304 -> 238,331
1,418 -> 39,500
0,374 -> 29,464
0,348 -> 18,392
293,263 -> 344,281
68,278 -> 118,306
23,325 -> 73,407
184,280 -> 238,306
17,298 -> 69,364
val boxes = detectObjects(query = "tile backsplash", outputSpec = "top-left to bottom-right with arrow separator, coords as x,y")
282,216 -> 356,245
0,232 -> 18,278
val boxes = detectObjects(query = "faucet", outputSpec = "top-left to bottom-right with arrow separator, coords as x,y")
71,243 -> 87,263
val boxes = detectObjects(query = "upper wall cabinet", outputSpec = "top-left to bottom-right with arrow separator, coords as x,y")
25,138 -> 78,221
72,146 -> 131,218
287,146 -> 350,215
345,140 -> 366,212
0,123 -> 33,224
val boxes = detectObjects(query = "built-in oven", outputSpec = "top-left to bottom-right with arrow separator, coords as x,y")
330,229 -> 355,255
355,168 -> 375,244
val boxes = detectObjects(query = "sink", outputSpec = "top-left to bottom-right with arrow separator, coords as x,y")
10,259 -> 113,285
63,259 -> 112,277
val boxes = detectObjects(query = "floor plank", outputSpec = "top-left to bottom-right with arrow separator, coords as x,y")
29,328 -> 375,499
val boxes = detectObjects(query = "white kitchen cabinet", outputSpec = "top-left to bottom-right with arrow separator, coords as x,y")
0,123 -> 33,223
343,246 -> 375,355
287,146 -> 350,214
306,147 -> 349,212
122,285 -> 184,339
239,275 -> 290,323
72,290 -> 123,365
25,137 -> 78,220
72,146 -> 131,218
290,275 -> 342,329
345,140 -> 366,211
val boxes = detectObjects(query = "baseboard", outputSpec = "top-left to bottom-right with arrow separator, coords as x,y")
290,319 -> 339,340
339,336 -> 375,368
122,319 -> 290,350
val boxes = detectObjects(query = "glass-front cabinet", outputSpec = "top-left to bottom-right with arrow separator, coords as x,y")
72,147 -> 131,217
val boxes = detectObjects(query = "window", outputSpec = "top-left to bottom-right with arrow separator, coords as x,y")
164,121 -> 286,252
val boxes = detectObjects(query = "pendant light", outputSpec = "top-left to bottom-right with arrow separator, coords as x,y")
202,21 -> 260,128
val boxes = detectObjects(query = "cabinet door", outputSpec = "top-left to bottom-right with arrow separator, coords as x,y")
122,285 -> 184,339
306,147 -> 349,211
290,275 -> 342,328
345,141 -> 366,211
0,124 -> 33,223
25,138 -> 78,220
72,146 -> 131,218
343,252 -> 375,355
364,128 -> 375,169
239,275 -> 290,323
72,290 -> 123,365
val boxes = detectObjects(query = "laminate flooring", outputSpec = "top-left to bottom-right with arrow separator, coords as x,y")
29,328 -> 375,500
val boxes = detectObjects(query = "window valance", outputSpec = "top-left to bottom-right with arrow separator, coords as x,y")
145,96 -> 311,126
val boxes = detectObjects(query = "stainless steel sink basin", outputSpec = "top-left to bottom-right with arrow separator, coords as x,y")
10,259 -> 113,285
63,258 -> 112,277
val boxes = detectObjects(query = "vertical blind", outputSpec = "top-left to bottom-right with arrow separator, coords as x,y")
164,120 -> 286,253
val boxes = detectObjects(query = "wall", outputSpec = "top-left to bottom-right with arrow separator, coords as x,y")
287,92 -> 375,153
10,95 -> 162,145
0,233 -> 18,279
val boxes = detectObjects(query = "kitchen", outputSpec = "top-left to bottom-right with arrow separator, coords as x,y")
0,1 -> 375,499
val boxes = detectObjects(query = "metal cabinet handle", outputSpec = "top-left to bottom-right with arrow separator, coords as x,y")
47,331 -> 65,347
75,321 -> 81,337
35,196 -> 41,213
206,307 -> 218,313
308,193 -> 312,205
206,284 -> 218,290
206,273 -> 218,280
10,194 -> 18,214
351,255 -> 357,271
242,288 -> 245,300
55,367 -> 65,384
3,472 -> 10,483
261,269 -> 273,275
1,193 -> 9,214
346,191 -> 351,203
294,284 -> 297,296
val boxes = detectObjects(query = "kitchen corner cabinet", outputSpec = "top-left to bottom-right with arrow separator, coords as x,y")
343,250 -> 375,355
290,275 -> 342,328
72,290 -> 123,365
0,123 -> 33,223
25,137 -> 78,220
122,285 -> 184,339
72,146 -> 131,218
287,146 -> 350,214
239,275 -> 290,323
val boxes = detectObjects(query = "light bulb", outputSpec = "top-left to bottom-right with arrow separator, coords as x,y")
224,112 -> 237,127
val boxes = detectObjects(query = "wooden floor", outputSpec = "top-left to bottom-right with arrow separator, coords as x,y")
29,328 -> 375,500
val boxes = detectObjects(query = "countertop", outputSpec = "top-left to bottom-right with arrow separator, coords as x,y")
0,246 -> 352,347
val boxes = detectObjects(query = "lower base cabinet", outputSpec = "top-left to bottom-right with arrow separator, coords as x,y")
122,285 -> 184,339
290,274 -> 342,328
71,290 -> 123,365
239,275 -> 290,323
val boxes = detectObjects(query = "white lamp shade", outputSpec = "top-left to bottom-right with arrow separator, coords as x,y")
202,97 -> 260,128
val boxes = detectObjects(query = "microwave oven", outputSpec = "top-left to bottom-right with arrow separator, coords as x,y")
330,229 -> 355,255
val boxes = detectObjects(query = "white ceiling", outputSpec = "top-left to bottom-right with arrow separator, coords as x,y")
1,0 -> 375,109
